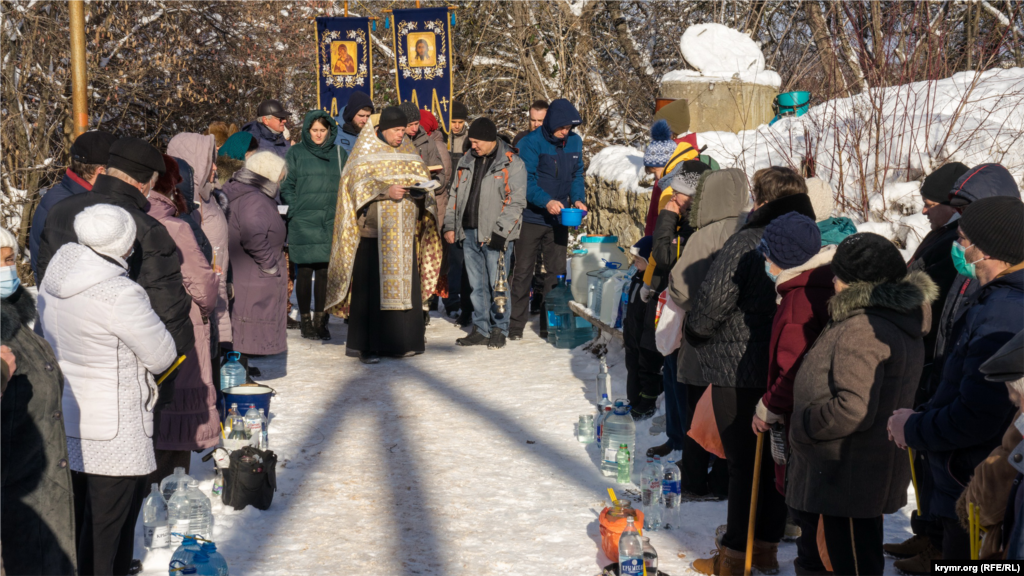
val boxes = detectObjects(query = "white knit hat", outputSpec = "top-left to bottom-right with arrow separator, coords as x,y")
74,204 -> 136,266
245,151 -> 287,183
805,177 -> 835,223
0,227 -> 17,258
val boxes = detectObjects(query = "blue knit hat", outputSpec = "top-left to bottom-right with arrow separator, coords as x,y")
631,235 -> 654,260
643,120 -> 675,168
757,212 -> 821,269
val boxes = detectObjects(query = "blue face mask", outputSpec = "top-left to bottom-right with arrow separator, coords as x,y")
0,265 -> 20,299
765,261 -> 779,283
951,241 -> 981,280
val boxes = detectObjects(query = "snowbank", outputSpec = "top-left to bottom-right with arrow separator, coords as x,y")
667,23 -> 782,89
587,145 -> 648,194
700,67 -> 1024,247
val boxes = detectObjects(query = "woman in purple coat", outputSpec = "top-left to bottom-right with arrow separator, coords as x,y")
223,151 -> 289,360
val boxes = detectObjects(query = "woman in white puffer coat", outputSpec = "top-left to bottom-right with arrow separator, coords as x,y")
37,203 -> 176,575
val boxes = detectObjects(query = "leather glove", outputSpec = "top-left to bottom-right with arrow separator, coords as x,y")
487,233 -> 507,252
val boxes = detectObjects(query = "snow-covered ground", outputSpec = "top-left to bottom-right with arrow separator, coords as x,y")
134,312 -> 916,575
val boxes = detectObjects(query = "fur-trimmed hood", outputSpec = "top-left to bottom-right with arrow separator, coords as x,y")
216,155 -> 245,187
1,285 -> 36,342
829,270 -> 938,334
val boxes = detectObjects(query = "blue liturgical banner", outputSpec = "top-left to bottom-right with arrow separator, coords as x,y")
315,17 -> 373,117
390,7 -> 453,137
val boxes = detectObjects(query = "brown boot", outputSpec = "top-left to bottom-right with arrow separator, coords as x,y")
752,540 -> 780,575
692,542 -> 745,576
883,533 -> 933,559
892,542 -> 942,575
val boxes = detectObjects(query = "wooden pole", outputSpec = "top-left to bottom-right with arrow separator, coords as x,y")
69,0 -> 89,138
744,432 -> 765,576
344,0 -> 348,17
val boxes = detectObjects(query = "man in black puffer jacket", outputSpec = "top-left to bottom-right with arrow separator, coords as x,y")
687,166 -> 816,575
36,137 -> 194,406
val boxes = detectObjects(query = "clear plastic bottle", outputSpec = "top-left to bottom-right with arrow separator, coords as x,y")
219,351 -> 246,391
169,535 -> 201,572
662,458 -> 682,529
160,466 -> 195,504
258,408 -> 269,450
211,469 -> 224,498
185,480 -> 213,540
200,542 -> 229,576
596,404 -> 613,454
167,485 -> 192,545
595,358 -> 612,404
617,516 -> 644,575
244,406 -> 261,441
643,537 -> 659,575
143,483 -> 170,549
227,402 -> 247,441
224,403 -> 239,437
601,403 -> 636,477
641,458 -> 663,532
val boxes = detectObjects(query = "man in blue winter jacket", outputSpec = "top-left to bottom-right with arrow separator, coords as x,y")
889,195 -> 1024,561
508,98 -> 587,340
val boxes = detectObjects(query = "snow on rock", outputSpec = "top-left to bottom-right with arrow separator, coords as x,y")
696,67 -> 1024,245
667,23 -> 782,88
586,145 -> 648,194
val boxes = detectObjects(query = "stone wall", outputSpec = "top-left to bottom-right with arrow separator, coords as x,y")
661,78 -> 777,133
584,173 -> 651,251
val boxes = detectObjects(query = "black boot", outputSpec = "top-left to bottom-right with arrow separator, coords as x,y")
646,441 -> 674,458
359,351 -> 380,364
300,314 -> 318,339
487,328 -> 506,350
313,312 -> 331,340
456,327 -> 490,346
287,314 -> 300,330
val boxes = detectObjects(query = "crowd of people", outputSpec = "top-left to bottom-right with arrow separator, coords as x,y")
621,111 -> 1024,574
0,93 -> 591,574
0,88 -> 1021,576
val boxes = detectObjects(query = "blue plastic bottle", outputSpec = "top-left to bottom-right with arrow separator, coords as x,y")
190,552 -> 218,576
200,542 -> 229,576
220,351 -> 246,391
169,536 -> 201,574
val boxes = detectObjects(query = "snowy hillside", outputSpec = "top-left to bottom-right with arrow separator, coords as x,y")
587,67 -> 1024,254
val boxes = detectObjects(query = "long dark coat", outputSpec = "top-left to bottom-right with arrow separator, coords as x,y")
786,271 -> 936,519
1,286 -> 77,575
224,169 -> 288,356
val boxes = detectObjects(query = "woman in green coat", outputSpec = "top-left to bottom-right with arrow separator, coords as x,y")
280,110 -> 347,340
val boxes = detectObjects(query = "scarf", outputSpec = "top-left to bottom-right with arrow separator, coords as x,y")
325,123 -> 442,315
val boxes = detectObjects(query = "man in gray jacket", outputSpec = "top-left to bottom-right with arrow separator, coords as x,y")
443,118 -> 526,349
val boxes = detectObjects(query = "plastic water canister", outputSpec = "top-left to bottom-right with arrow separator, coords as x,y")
220,352 -> 246,391
572,237 -> 628,302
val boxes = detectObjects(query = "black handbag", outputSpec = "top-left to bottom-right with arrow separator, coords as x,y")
222,446 -> 277,510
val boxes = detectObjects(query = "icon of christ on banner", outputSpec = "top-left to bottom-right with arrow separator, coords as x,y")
331,41 -> 357,75
408,32 -> 436,68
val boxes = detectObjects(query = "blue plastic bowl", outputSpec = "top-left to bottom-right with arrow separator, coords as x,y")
223,384 -> 276,416
560,208 -> 587,227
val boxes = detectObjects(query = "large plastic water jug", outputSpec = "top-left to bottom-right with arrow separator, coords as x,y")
571,236 -> 629,303
220,352 -> 246,391
601,405 -> 636,477
599,268 -> 629,325
546,276 -> 593,349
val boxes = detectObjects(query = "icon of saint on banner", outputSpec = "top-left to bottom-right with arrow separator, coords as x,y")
407,33 -> 436,68
331,41 -> 357,76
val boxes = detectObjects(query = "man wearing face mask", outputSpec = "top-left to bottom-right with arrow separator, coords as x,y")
36,137 -> 194,406
889,195 -> 1024,561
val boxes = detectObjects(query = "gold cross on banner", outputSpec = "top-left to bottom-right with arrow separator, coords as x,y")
439,97 -> 449,112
